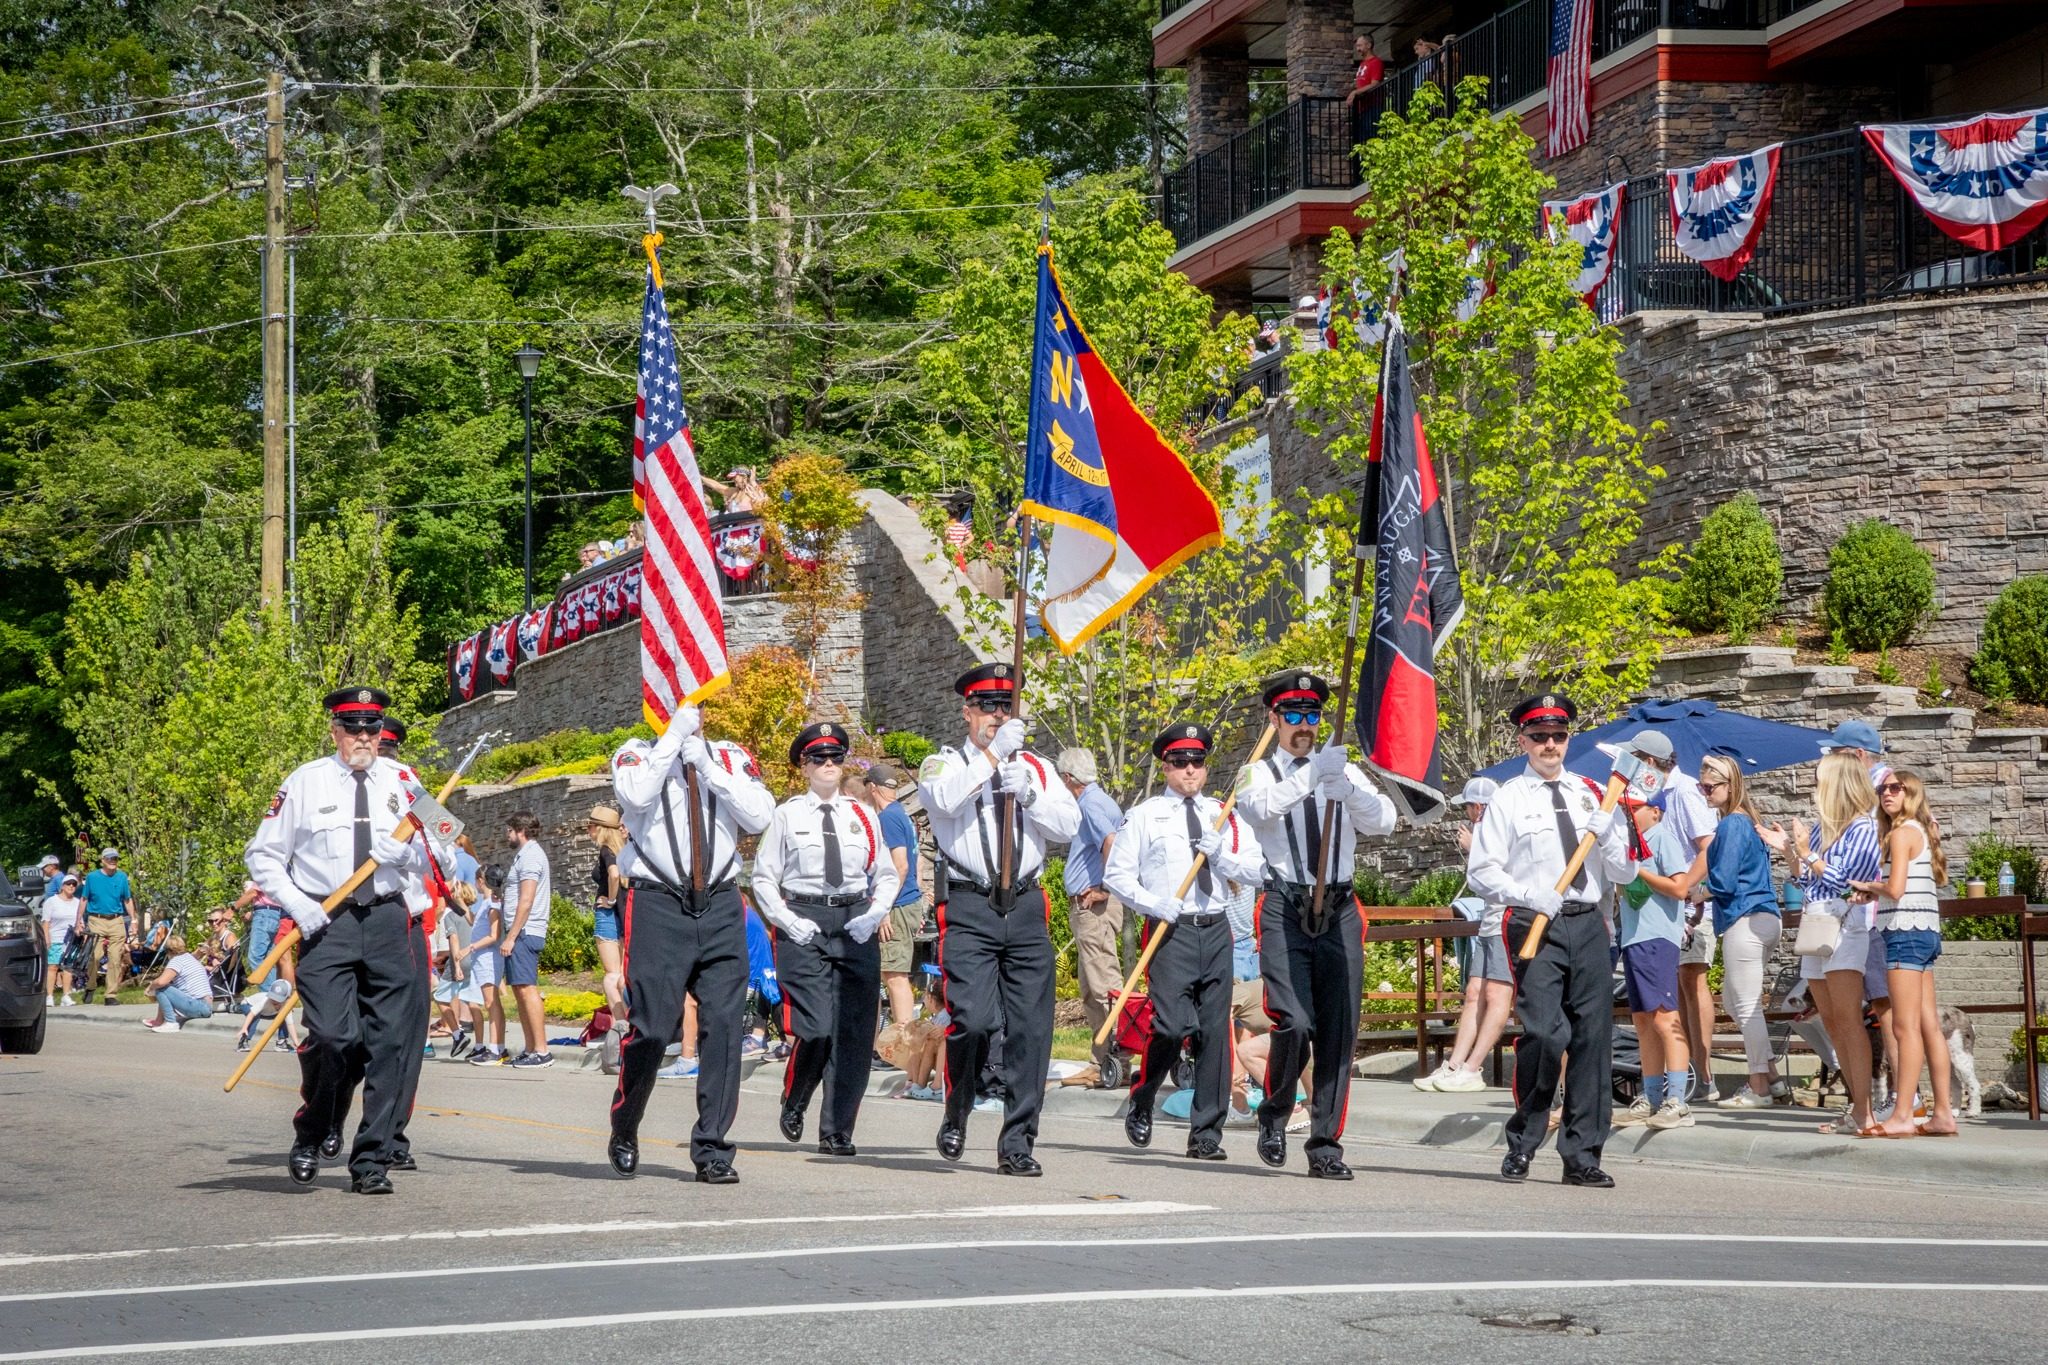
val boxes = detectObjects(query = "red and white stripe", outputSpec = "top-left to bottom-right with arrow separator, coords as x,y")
1546,0 -> 1593,159
638,417 -> 728,725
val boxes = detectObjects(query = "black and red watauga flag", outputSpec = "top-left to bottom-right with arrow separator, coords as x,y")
1354,313 -> 1464,823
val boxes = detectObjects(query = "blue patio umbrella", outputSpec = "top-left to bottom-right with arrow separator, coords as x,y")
1475,697 -> 1836,785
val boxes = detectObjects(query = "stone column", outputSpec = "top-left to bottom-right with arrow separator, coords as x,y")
1286,0 -> 1354,101
1186,46 -> 1251,157
1288,238 -> 1327,310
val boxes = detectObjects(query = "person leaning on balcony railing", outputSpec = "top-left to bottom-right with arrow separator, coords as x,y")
1344,35 -> 1385,108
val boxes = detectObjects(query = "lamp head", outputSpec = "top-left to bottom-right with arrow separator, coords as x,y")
513,345 -> 546,380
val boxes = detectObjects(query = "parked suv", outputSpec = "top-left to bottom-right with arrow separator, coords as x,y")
0,866 -> 48,1053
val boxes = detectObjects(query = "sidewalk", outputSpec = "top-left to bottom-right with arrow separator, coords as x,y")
54,1006 -> 2047,1187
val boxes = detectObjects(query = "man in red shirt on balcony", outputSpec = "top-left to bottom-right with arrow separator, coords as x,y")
1345,35 -> 1385,108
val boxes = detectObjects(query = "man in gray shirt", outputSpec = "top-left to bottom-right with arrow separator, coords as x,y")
502,812 -> 554,1068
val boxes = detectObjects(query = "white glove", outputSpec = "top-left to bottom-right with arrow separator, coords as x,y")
998,759 -> 1037,805
990,718 -> 1027,760
1523,886 -> 1564,917
1194,824 -> 1224,860
782,916 -> 821,946
1308,742 -> 1348,782
1586,804 -> 1618,839
371,829 -> 415,868
1316,771 -> 1351,803
288,904 -> 330,940
846,907 -> 889,943
670,706 -> 702,740
678,733 -> 709,770
1147,899 -> 1181,925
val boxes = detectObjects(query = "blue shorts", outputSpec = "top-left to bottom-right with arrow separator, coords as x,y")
594,904 -> 621,943
504,933 -> 546,987
46,928 -> 72,967
1622,938 -> 1680,1013
1883,927 -> 1942,972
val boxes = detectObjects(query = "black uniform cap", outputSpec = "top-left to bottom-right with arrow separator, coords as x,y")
1508,691 -> 1578,729
378,716 -> 409,748
325,685 -> 390,730
1151,722 -> 1214,760
954,662 -> 1017,698
789,721 -> 852,765
1259,669 -> 1331,708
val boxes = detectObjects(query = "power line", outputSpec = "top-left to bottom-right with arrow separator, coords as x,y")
308,80 -> 1176,95
0,317 -> 262,372
0,93 -> 266,148
0,79 -> 267,132
37,485 -> 638,536
0,116 -> 247,169
339,315 -> 945,331
0,236 -> 259,284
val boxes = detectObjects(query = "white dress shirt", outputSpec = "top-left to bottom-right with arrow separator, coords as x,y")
611,731 -> 775,889
1465,763 -> 1635,909
1104,793 -> 1266,920
916,737 -> 1082,884
1233,750 -> 1397,884
751,790 -> 903,933
245,753 -> 429,923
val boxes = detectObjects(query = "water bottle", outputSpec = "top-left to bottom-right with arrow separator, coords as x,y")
1999,862 -> 2016,898
1783,880 -> 1803,913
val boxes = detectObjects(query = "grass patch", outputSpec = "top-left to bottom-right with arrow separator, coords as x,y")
1051,1025 -> 1097,1062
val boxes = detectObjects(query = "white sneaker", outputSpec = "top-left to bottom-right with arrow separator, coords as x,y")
44,996 -> 53,1008
1721,1087 -> 1770,1109
142,1018 -> 180,1033
1413,1064 -> 1452,1092
1612,1097 -> 1654,1128
1435,1066 -> 1486,1094
1647,1100 -> 1695,1130
61,995 -> 75,1008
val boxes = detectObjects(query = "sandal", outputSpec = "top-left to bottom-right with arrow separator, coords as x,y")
1818,1112 -> 1856,1135
1855,1124 -> 1886,1138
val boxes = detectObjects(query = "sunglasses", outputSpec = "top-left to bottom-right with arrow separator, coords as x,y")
1162,754 -> 1206,769
1524,730 -> 1569,745
1698,780 -> 1726,793
1877,781 -> 1904,795
1278,709 -> 1322,726
968,697 -> 1015,714
802,750 -> 847,767
336,719 -> 383,734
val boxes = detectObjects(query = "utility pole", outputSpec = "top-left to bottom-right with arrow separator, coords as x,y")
259,70 -> 287,613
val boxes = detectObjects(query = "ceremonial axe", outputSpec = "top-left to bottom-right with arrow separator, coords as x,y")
1514,743 -> 1665,962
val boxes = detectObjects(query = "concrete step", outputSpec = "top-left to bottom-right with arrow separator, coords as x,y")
1805,684 -> 1924,714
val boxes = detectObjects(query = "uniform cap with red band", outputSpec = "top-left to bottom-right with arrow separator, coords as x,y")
1150,721 -> 1214,760
1258,668 -> 1331,709
953,661 -> 1017,698
323,684 -> 391,730
789,721 -> 853,765
378,716 -> 409,749
1508,690 -> 1578,730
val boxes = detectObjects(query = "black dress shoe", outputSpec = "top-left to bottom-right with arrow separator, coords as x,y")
695,1160 -> 740,1185
1256,1114 -> 1287,1169
817,1133 -> 857,1157
1500,1151 -> 1531,1181
1186,1139 -> 1227,1161
350,1169 -> 394,1195
387,1152 -> 417,1172
1307,1153 -> 1353,1181
320,1129 -> 343,1161
778,1104 -> 804,1144
288,1145 -> 319,1185
997,1152 -> 1042,1177
608,1134 -> 639,1179
1124,1105 -> 1153,1148
936,1122 -> 965,1162
1562,1165 -> 1615,1188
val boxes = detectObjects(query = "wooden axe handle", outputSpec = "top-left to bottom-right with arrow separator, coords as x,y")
1515,771 -> 1628,963
223,991 -> 299,1093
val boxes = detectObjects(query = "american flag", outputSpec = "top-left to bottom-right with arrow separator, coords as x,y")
1546,0 -> 1592,158
633,259 -> 729,728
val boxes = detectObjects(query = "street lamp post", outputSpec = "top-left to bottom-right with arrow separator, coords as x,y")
514,345 -> 546,611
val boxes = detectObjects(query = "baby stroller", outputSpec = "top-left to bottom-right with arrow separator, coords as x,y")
1100,990 -> 1195,1092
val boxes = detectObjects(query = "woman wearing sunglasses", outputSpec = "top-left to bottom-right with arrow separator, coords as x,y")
752,722 -> 901,1158
1852,771 -> 1957,1137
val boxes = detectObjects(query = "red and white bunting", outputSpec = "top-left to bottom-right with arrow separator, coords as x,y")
1543,180 -> 1627,305
1864,108 -> 2048,251
1669,145 -> 1782,282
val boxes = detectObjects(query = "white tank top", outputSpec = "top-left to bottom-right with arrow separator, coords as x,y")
1876,819 -> 1941,933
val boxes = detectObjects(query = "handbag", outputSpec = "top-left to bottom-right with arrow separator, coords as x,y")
59,926 -> 91,976
1793,904 -> 1844,957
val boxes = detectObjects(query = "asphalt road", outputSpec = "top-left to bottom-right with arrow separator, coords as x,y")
6,1025 -> 2048,1362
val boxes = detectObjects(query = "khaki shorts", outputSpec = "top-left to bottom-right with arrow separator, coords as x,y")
1231,978 -> 1271,1035
1680,918 -> 1716,967
879,897 -> 926,975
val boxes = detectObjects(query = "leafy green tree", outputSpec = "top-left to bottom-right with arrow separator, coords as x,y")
1821,519 -> 1935,651
1286,79 -> 1676,777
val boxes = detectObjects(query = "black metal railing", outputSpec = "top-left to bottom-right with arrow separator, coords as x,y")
1584,123 -> 2048,322
1162,0 -> 1762,249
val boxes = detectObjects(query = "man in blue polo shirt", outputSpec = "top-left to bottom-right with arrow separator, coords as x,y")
860,764 -> 926,1029
81,848 -> 138,1002
1057,748 -> 1124,1075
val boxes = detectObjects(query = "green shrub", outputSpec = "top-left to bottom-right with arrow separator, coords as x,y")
541,989 -> 605,1021
1352,867 -> 1400,907
1820,520 -> 1934,650
1671,493 -> 1782,638
457,725 -> 653,787
1402,867 -> 1467,907
1972,576 -> 2048,704
2009,1016 -> 2048,1067
539,895 -> 599,972
1041,855 -> 1077,999
1948,834 -> 2041,941
882,730 -> 937,769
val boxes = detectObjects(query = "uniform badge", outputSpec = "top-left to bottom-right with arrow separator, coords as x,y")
356,688 -> 373,703
615,750 -> 643,767
388,793 -> 402,816
1183,725 -> 1197,738
265,788 -> 288,819
1232,767 -> 1256,794
918,754 -> 950,782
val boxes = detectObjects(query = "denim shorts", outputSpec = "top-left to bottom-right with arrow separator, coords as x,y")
594,904 -> 621,943
1622,938 -> 1680,1013
504,933 -> 546,986
1883,927 -> 1943,971
45,928 -> 72,966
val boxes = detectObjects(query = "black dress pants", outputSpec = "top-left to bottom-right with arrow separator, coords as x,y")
938,884 -> 1053,1160
1128,914 -> 1234,1147
609,882 -> 748,1168
293,897 -> 428,1178
774,898 -> 883,1139
331,914 -> 431,1157
1502,904 -> 1614,1172
1253,879 -> 1362,1157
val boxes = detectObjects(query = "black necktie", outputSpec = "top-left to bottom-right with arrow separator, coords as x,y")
1546,780 -> 1588,896
1184,797 -> 1215,898
820,803 -> 843,888
1302,758 -> 1323,882
351,771 -> 374,905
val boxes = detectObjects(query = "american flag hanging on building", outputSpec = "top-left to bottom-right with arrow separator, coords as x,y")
634,245 -> 730,728
1546,0 -> 1593,158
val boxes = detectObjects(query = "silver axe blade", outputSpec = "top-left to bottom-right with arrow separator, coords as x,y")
1594,743 -> 1665,802
405,787 -> 465,844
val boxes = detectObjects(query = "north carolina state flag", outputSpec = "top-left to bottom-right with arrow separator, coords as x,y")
1353,313 -> 1463,824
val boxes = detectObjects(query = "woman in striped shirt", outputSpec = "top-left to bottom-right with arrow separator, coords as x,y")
1853,771 -> 1957,1137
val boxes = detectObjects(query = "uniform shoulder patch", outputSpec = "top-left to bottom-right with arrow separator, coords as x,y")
614,748 -> 643,767
264,788 -> 287,819
917,753 -> 951,783
1232,766 -> 1258,794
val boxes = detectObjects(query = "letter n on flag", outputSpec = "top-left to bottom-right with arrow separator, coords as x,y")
635,242 -> 730,730
1354,313 -> 1463,824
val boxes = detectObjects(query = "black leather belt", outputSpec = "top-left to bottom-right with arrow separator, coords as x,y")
787,890 -> 867,909
1265,878 -> 1354,900
1178,911 -> 1226,928
1512,901 -> 1601,917
634,877 -> 737,917
952,874 -> 1040,900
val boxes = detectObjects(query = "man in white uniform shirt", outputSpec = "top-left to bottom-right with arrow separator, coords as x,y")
753,722 -> 901,1157
1106,722 -> 1266,1162
1233,669 -> 1397,1180
604,703 -> 775,1185
916,662 -> 1080,1176
244,686 -> 437,1195
1466,691 -> 1636,1188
